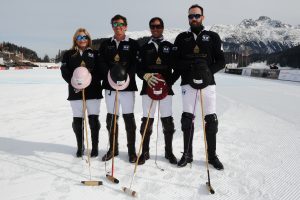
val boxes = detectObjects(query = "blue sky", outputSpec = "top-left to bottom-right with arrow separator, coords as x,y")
1,0 -> 299,58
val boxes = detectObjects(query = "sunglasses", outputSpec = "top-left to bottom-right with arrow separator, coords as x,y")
76,35 -> 89,41
112,22 -> 126,28
150,24 -> 163,30
188,14 -> 203,20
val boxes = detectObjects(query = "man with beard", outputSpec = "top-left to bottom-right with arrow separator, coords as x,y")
174,4 -> 225,170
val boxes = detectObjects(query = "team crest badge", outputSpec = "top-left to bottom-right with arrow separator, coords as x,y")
156,57 -> 162,65
123,45 -> 130,51
193,45 -> 200,54
163,46 -> 170,53
114,54 -> 120,62
202,35 -> 210,42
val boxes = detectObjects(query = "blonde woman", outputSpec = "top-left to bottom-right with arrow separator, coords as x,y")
61,28 -> 104,157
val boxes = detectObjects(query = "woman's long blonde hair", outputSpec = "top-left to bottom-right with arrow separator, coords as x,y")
71,28 -> 92,50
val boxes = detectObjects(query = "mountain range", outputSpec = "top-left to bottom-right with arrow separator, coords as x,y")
2,16 -> 299,66
122,16 -> 300,55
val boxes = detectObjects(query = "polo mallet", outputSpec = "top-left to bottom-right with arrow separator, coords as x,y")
122,99 -> 154,197
154,100 -> 164,171
106,90 -> 120,184
104,91 -> 117,174
199,89 -> 215,194
81,89 -> 103,186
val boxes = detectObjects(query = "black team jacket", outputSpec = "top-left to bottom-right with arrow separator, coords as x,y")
137,37 -> 178,95
60,48 -> 104,100
98,37 -> 139,92
174,29 -> 225,86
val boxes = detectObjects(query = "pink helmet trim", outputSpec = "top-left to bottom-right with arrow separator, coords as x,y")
107,70 -> 130,91
71,67 -> 92,89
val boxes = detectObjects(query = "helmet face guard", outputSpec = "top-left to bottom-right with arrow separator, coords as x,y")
107,64 -> 130,90
71,66 -> 92,89
146,73 -> 168,100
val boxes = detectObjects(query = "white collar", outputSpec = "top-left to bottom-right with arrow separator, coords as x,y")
187,28 -> 204,41
148,36 -> 165,51
111,36 -> 129,48
111,35 -> 129,43
148,36 -> 165,44
79,47 -> 92,55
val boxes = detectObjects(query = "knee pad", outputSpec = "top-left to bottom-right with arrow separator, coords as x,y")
181,112 -> 194,131
205,114 -> 218,134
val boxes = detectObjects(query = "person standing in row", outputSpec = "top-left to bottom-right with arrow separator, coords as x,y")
61,28 -> 103,157
174,4 -> 225,170
99,14 -> 140,163
137,17 -> 178,165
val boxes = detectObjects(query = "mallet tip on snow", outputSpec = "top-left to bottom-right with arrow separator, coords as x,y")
106,174 -> 119,184
81,181 -> 103,186
122,187 -> 137,197
206,182 -> 215,194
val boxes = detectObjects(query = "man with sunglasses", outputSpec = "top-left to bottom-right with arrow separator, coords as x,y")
99,14 -> 140,163
136,17 -> 178,165
174,4 -> 225,170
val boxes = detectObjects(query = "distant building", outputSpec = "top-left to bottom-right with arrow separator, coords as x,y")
33,62 -> 61,69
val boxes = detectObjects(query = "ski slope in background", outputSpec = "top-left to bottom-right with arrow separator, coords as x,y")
0,69 -> 299,200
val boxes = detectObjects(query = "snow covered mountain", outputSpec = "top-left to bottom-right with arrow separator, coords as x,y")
124,16 -> 300,54
212,16 -> 300,54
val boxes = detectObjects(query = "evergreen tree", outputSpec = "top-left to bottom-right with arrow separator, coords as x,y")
43,54 -> 50,62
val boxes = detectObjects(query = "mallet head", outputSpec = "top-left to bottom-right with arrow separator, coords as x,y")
122,187 -> 137,197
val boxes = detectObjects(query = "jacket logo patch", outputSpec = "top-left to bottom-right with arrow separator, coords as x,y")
202,35 -> 210,42
123,45 -> 130,51
163,46 -> 170,53
88,53 -> 94,58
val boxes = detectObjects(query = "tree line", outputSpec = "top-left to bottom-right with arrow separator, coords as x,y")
0,42 -> 50,62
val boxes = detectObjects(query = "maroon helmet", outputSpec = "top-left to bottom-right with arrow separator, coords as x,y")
146,73 -> 168,100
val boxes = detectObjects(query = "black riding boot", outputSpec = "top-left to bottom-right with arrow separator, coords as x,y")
178,112 -> 194,167
138,117 -> 154,165
89,115 -> 100,157
72,117 -> 84,157
102,113 -> 119,161
205,114 -> 224,170
161,116 -> 177,164
123,113 -> 137,163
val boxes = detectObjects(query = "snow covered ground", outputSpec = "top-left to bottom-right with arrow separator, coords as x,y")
245,62 -> 294,69
0,69 -> 299,200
